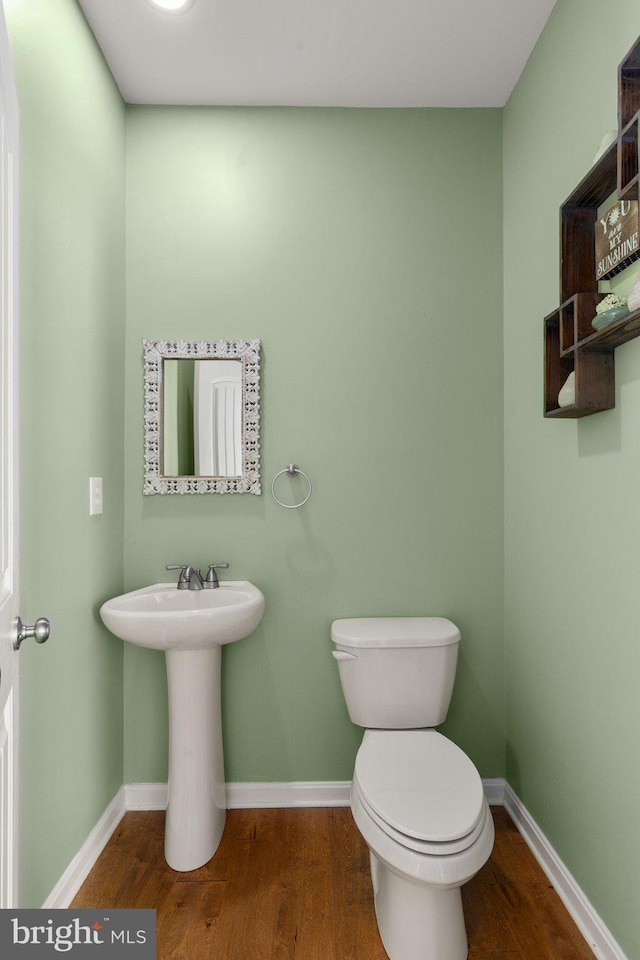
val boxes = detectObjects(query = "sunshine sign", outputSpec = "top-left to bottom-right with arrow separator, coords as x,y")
595,199 -> 639,279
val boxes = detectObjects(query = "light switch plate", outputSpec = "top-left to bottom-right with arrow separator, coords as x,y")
89,477 -> 103,516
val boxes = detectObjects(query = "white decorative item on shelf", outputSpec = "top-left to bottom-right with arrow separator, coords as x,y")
595,293 -> 627,314
558,371 -> 576,408
593,129 -> 617,164
591,293 -> 629,330
627,262 -> 640,312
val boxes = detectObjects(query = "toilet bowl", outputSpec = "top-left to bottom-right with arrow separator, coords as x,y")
331,617 -> 494,960
351,730 -> 494,960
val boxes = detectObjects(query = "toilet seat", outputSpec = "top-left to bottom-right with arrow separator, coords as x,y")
354,730 -> 485,851
353,776 -> 487,856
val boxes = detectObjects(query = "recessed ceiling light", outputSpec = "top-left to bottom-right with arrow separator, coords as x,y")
147,0 -> 196,13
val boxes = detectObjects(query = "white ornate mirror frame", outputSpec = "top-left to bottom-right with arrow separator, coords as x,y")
143,338 -> 261,495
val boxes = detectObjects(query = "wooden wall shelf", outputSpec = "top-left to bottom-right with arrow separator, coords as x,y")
544,36 -> 640,418
619,113 -> 640,200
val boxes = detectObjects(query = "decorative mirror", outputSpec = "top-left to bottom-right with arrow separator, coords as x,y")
143,338 -> 261,494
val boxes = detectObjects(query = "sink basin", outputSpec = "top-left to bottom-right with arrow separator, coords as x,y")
100,578 -> 265,872
100,581 -> 265,650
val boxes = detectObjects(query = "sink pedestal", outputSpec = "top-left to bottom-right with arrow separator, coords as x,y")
164,646 -> 226,871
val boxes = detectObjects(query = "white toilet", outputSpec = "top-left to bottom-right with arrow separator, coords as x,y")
331,617 -> 494,960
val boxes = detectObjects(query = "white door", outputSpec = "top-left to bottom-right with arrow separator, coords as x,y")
0,5 -> 50,908
0,0 -> 48,909
0,0 -> 20,908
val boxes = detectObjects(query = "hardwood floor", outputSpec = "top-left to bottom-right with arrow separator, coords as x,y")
71,806 -> 595,960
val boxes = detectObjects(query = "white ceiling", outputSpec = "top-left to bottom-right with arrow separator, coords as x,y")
77,0 -> 558,108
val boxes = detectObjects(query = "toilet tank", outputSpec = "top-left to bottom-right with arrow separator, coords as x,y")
331,617 -> 460,729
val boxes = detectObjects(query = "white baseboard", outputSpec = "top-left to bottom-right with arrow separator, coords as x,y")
42,787 -> 126,909
482,777 -> 506,805
40,777 -> 630,960
124,782 -> 167,810
123,778 -> 502,812
503,783 -> 628,960
123,780 -> 352,810
227,780 -> 351,808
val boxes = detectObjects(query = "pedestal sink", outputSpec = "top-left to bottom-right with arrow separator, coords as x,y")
100,581 -> 265,871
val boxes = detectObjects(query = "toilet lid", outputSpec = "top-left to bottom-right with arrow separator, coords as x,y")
354,730 -> 485,843
353,776 -> 488,856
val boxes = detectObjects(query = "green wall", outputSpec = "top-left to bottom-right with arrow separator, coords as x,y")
503,2 -> 640,957
124,107 -> 505,785
5,0 -> 126,907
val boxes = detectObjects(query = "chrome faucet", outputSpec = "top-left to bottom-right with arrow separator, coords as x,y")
166,564 -> 204,590
167,563 -> 229,590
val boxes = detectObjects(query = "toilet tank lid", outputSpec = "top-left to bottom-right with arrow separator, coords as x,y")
331,617 -> 460,649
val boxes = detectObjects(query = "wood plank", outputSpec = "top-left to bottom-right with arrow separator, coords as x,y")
462,880 -> 520,953
468,953 -> 522,960
494,882 -> 596,960
154,880 -> 226,960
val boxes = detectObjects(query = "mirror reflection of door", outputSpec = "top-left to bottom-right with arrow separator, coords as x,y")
194,359 -> 242,478
163,358 -> 242,478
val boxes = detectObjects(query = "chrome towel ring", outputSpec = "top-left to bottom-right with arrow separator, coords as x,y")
271,464 -> 313,509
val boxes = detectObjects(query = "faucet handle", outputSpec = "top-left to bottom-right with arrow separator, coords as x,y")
204,563 -> 229,588
166,564 -> 189,589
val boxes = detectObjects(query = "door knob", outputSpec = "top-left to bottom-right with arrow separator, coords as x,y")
13,616 -> 50,651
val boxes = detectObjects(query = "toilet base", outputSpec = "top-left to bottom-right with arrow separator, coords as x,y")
370,851 -> 468,960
